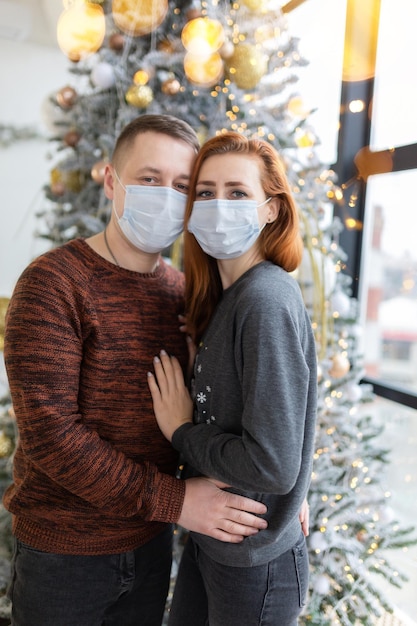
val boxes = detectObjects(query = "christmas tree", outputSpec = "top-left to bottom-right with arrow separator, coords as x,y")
1,0 -> 416,624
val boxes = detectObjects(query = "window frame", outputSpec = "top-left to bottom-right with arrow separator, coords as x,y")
331,0 -> 417,409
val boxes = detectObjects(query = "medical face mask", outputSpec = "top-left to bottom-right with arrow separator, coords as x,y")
187,197 -> 271,260
114,173 -> 187,254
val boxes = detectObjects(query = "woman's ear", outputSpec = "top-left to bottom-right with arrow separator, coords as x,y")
266,198 -> 280,223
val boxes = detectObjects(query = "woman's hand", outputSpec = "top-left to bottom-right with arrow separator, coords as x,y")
299,498 -> 310,536
147,350 -> 194,442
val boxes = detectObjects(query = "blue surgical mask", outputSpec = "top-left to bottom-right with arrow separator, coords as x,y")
114,172 -> 187,253
187,197 -> 271,260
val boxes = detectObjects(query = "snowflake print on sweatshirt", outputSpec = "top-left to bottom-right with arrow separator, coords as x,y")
192,346 -> 216,425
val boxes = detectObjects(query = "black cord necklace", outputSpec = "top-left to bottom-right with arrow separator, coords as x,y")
103,228 -> 120,267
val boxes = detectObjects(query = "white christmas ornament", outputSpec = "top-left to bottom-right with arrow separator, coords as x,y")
314,574 -> 331,595
377,505 -> 395,524
331,290 -> 351,318
91,62 -> 116,89
41,92 -> 72,136
343,382 -> 363,403
309,530 -> 327,552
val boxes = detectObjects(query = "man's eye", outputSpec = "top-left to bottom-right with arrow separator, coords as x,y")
176,183 -> 189,193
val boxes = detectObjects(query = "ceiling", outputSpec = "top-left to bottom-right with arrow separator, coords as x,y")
0,0 -> 61,47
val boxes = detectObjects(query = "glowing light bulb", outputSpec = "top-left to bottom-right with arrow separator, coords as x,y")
182,17 -> 225,56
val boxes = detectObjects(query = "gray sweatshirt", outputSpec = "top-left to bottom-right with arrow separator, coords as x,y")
173,261 -> 318,567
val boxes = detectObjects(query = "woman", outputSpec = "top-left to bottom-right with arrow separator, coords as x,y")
147,132 -> 318,625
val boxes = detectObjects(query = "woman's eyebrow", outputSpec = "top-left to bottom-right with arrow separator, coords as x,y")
196,180 -> 249,187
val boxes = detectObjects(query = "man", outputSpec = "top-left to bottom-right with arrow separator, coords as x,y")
3,114 -> 267,626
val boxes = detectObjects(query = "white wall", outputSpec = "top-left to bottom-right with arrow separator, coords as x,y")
0,38 -> 67,297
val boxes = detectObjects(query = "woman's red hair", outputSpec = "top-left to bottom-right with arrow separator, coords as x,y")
184,132 -> 303,343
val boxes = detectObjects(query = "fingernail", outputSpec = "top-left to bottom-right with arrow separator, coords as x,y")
160,349 -> 167,356
154,356 -> 160,363
147,371 -> 153,377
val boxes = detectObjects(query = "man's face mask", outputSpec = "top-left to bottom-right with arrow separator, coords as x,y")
113,171 -> 187,254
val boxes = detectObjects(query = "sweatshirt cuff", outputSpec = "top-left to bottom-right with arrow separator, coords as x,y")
171,422 -> 194,453
145,473 -> 186,523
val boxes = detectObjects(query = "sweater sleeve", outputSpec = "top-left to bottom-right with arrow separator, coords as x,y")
172,278 -> 317,494
4,258 -> 185,523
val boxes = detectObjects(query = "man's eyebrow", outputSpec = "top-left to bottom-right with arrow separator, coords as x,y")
135,166 -> 190,180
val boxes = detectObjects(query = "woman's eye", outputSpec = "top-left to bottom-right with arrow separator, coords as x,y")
197,190 -> 212,198
231,190 -> 247,198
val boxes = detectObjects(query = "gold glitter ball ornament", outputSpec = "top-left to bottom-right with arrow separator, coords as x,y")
125,84 -> 153,108
50,167 -> 85,194
225,43 -> 268,90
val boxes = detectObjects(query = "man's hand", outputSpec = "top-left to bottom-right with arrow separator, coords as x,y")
178,477 -> 268,543
178,314 -> 197,384
147,350 -> 193,441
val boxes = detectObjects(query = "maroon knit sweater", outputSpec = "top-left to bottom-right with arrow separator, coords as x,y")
3,238 -> 187,555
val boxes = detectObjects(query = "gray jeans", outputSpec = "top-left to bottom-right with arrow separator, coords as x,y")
7,526 -> 173,626
168,531 -> 309,626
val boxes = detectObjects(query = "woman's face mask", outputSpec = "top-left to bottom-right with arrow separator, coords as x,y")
187,197 -> 271,260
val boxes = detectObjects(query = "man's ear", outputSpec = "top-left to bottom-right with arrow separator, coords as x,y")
103,164 -> 115,200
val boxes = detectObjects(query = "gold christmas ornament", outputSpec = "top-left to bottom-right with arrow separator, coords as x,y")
112,0 -> 168,37
0,296 -> 10,352
50,167 -> 85,194
329,353 -> 350,379
225,43 -> 268,90
184,52 -> 224,88
288,96 -> 309,117
158,38 -> 174,53
56,85 -> 78,109
181,17 -> 225,56
0,431 -> 12,458
109,32 -> 125,50
133,70 -> 150,85
241,0 -> 266,11
63,129 -> 81,147
41,93 -> 73,136
50,182 -> 66,196
186,7 -> 202,21
57,0 -> 106,62
125,84 -> 154,108
91,159 -> 108,184
161,77 -> 181,95
295,129 -> 315,148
